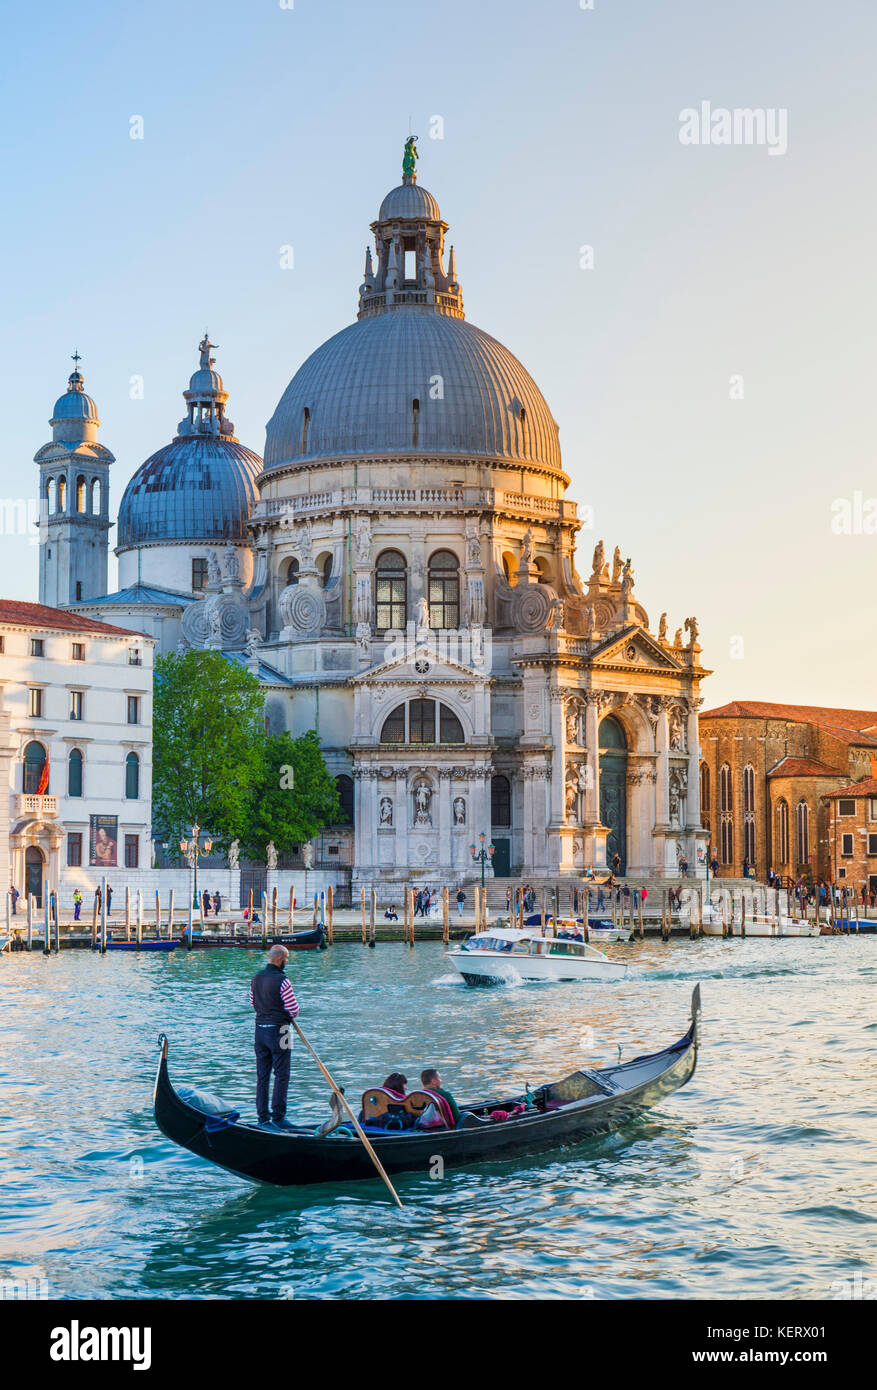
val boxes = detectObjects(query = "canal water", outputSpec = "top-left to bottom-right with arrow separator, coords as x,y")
0,937 -> 874,1300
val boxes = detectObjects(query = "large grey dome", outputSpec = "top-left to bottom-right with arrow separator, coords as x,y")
264,310 -> 561,472
378,182 -> 442,222
117,437 -> 262,546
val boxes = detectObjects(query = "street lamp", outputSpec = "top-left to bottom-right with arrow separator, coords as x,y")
180,824 -> 213,914
469,832 -> 495,889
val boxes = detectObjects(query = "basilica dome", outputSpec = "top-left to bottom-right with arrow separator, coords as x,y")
264,165 -> 561,474
117,337 -> 262,548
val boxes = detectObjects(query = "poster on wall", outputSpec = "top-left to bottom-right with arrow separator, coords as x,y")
89,815 -> 118,868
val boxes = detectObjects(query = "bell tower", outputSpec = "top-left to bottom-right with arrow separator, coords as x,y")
35,354 -> 114,606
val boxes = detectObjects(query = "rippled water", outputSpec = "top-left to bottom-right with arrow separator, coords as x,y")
0,936 -> 874,1300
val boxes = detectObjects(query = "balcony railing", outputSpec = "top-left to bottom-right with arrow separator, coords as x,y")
16,794 -> 58,817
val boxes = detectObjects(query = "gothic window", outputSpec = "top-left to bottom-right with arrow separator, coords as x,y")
491,774 -> 511,827
776,799 -> 790,865
125,751 -> 140,800
334,774 -> 354,825
68,748 -> 83,798
720,816 -> 733,866
720,763 -> 733,812
742,764 -> 755,865
285,558 -> 299,586
375,550 -> 407,631
428,549 -> 459,629
700,762 -> 711,832
796,801 -> 809,865
379,699 -> 464,745
23,740 -> 47,794
743,765 -> 755,812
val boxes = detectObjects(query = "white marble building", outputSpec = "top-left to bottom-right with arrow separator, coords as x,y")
0,601 -> 154,908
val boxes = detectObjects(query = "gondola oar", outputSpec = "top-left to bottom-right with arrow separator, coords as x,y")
290,1020 -> 403,1208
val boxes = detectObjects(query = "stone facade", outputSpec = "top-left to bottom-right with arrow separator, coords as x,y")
822,778 -> 877,895
699,701 -> 877,882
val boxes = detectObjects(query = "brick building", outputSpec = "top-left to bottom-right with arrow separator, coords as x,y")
822,778 -> 877,897
698,701 -> 877,883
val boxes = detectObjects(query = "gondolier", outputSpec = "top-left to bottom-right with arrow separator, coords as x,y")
249,944 -> 300,1131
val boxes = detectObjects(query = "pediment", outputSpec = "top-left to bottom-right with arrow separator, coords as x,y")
589,626 -> 683,671
352,641 -> 490,686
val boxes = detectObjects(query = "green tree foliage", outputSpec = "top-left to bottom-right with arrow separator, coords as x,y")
152,650 -> 266,844
241,730 -> 341,861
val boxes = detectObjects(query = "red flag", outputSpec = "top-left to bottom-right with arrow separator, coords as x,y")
36,755 -> 49,796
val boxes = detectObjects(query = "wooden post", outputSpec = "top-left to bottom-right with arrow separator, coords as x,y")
662,890 -> 669,942
261,892 -> 268,948
370,888 -> 377,948
54,888 -> 60,954
327,885 -> 334,944
727,890 -> 734,938
406,887 -> 414,943
125,886 -> 131,941
442,885 -> 449,944
272,886 -> 278,931
288,886 -> 294,931
43,881 -> 50,955
409,889 -> 416,947
360,886 -> 367,944
91,890 -> 99,946
26,892 -> 33,951
186,890 -> 193,948
637,891 -> 644,940
100,876 -> 107,954
155,890 -> 161,941
741,891 -> 746,938
168,888 -> 175,942
290,884 -> 295,932
137,890 -> 143,949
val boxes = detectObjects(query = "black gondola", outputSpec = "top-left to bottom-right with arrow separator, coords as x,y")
153,986 -> 701,1188
184,925 -> 326,950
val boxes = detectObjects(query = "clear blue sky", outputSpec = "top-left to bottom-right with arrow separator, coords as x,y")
2,0 -> 874,706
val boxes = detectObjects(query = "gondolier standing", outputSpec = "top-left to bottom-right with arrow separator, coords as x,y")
249,944 -> 300,1131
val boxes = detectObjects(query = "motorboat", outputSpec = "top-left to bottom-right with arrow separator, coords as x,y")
448,926 -> 629,985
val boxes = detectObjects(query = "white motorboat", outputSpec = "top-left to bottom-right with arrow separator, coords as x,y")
699,908 -> 820,938
448,927 -> 629,986
523,912 -> 633,944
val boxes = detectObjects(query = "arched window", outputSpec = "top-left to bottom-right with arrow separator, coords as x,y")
720,816 -> 734,866
379,699 -> 464,745
23,740 -> 47,794
719,763 -> 733,865
90,478 -> 101,515
335,774 -> 354,825
700,762 -> 711,831
428,550 -> 459,629
68,748 -> 83,798
776,799 -> 789,865
125,751 -> 140,800
796,801 -> 809,865
375,550 -> 407,631
75,475 -> 86,512
56,476 -> 66,512
491,774 -> 511,827
502,552 -> 518,588
742,765 -> 754,812
45,477 -> 55,512
742,764 -> 756,865
285,558 -> 299,587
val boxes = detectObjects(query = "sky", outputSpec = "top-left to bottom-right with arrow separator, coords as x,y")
1,0 -> 874,708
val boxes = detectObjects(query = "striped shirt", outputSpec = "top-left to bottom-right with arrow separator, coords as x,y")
249,978 -> 300,1019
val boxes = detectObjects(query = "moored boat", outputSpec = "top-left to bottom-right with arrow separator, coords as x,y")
448,926 -> 628,985
183,925 -> 325,950
153,986 -> 701,1188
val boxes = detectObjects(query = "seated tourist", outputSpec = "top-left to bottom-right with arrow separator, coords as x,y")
382,1072 -> 407,1098
383,906 -> 399,921
420,1068 -> 461,1126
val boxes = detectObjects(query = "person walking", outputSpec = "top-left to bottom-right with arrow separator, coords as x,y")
9,884 -> 19,916
72,889 -> 82,922
456,888 -> 466,918
249,944 -> 300,1130
106,884 -> 113,914
213,890 -> 221,917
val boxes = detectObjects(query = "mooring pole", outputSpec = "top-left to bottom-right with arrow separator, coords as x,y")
326,885 -> 334,944
137,890 -> 143,950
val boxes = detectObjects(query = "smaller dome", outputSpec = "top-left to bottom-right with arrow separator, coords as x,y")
52,370 -> 98,422
378,181 -> 441,222
187,368 -> 224,395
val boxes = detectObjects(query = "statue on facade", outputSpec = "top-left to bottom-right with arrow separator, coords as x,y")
658,611 -> 668,641
466,522 -> 482,566
379,796 -> 393,826
355,517 -> 370,564
453,796 -> 466,825
222,543 -> 239,582
413,782 -> 432,826
621,558 -> 634,595
684,615 -> 699,647
611,546 -> 623,582
673,627 -> 683,647
266,840 -> 278,869
298,520 -> 314,563
356,621 -> 371,654
565,768 -> 579,823
670,708 -> 685,750
520,529 -> 533,564
302,842 -> 314,870
227,838 -> 240,869
591,539 -> 605,578
586,604 -> 596,638
245,628 -> 261,661
549,597 -> 564,630
414,595 -> 430,635
199,333 -> 217,370
403,135 -> 418,178
566,706 -> 580,744
207,551 -> 222,588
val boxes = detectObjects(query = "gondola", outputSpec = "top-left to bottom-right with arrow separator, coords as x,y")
153,985 -> 701,1188
182,925 -> 325,950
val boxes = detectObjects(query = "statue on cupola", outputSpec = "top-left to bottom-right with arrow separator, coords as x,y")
402,135 -> 418,180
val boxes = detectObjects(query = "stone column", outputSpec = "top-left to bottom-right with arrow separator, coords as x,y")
583,693 -> 601,824
438,768 -> 452,871
548,689 -> 566,826
395,768 -> 409,870
686,699 -> 702,825
656,698 -> 672,826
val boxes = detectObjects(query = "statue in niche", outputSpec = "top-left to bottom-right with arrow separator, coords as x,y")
355,518 -> 370,564
611,546 -> 623,582
414,782 -> 432,826
299,521 -> 314,563
266,840 -> 278,870
520,529 -> 533,564
379,797 -> 393,826
466,524 -> 482,566
566,707 -> 580,744
670,708 -> 685,750
565,769 -> 580,823
453,796 -> 466,825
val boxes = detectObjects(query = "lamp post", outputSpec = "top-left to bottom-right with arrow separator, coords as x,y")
180,824 -> 213,917
469,832 -> 494,889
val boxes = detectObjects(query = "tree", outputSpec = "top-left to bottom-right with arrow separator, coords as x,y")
152,650 -> 266,844
241,730 -> 341,862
